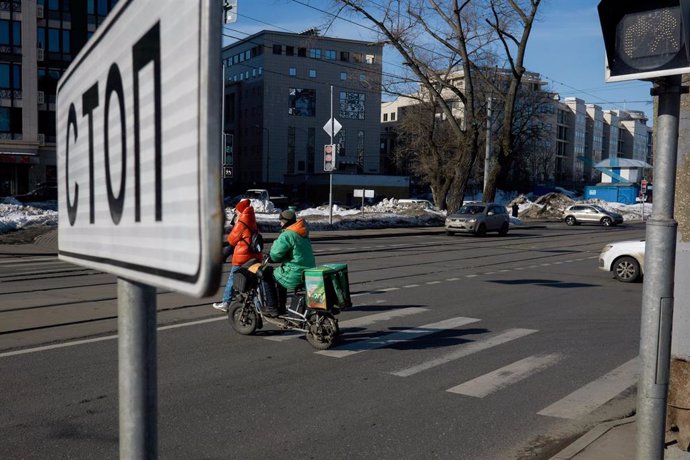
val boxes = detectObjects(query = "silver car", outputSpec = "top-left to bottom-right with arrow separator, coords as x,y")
563,204 -> 624,227
446,203 -> 510,236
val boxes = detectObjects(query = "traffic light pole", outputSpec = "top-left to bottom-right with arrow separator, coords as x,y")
636,75 -> 683,460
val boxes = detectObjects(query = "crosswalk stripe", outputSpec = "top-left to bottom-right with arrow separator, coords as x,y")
391,328 -> 538,377
446,353 -> 563,397
537,357 -> 638,420
264,304 -> 424,343
316,316 -> 481,358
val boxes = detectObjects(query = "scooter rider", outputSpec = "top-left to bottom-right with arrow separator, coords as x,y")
268,209 -> 316,312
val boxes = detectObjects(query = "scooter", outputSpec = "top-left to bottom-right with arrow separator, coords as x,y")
227,258 -> 345,350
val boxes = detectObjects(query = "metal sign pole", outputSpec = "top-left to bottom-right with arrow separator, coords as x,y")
636,75 -> 683,460
118,278 -> 157,459
329,85 -> 334,225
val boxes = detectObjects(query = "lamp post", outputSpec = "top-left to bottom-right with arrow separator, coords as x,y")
256,125 -> 270,183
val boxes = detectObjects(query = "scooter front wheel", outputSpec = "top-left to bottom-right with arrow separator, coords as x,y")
305,313 -> 338,350
229,302 -> 258,335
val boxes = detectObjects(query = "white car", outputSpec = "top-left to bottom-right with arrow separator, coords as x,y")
598,240 -> 645,282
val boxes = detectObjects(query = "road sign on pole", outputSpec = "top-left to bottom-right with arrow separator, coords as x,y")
322,117 -> 342,137
56,0 -> 222,297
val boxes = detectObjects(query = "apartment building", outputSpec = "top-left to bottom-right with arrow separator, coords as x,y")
222,30 -> 383,195
0,0 -> 117,197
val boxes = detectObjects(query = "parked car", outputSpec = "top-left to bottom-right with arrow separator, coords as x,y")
563,204 -> 624,227
599,239 -> 645,282
445,202 -> 510,236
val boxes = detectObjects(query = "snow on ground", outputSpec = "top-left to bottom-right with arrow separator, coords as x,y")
1,192 -> 652,236
0,197 -> 58,234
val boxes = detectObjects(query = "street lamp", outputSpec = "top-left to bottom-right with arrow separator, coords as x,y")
256,125 -> 270,183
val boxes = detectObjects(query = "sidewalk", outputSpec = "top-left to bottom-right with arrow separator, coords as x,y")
551,417 -> 690,459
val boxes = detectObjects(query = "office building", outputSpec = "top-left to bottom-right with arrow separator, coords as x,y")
0,0 -> 118,197
222,30 -> 384,198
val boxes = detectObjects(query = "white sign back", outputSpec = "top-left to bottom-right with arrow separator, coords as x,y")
56,0 -> 222,297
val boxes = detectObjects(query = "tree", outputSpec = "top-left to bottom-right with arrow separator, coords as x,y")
394,96 -> 467,210
336,0 -> 542,207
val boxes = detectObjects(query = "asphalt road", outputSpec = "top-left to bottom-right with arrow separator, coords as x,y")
0,223 -> 647,459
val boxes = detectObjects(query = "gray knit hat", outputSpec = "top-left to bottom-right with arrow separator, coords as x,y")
279,209 -> 296,225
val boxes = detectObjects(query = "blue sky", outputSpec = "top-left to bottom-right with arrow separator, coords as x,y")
224,0 -> 654,123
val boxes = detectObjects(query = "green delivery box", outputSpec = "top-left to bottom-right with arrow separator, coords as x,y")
304,264 -> 351,312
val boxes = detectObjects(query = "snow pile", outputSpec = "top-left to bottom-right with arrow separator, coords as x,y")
0,191 -> 652,237
0,202 -> 58,234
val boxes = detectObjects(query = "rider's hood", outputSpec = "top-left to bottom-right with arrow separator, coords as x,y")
285,218 -> 309,238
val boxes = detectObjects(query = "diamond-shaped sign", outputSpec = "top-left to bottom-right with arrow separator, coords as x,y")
323,117 -> 342,137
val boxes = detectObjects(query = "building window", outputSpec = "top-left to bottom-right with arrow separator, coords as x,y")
273,44 -> 282,54
336,128 -> 346,158
383,113 -> 388,122
244,50 -> 250,60
289,67 -> 296,76
365,54 -> 375,64
307,127 -> 315,173
287,126 -> 296,174
258,67 -> 262,75
285,46 -> 294,56
0,63 -> 20,90
357,130 -> 365,166
340,51 -> 349,62
339,91 -> 366,120
324,49 -> 336,60
352,53 -> 363,63
0,107 -> 22,136
309,48 -> 321,59
308,69 -> 316,78
47,28 -> 61,52
298,160 -> 305,172
298,47 -> 306,57
288,88 -> 316,117
391,112 -> 396,121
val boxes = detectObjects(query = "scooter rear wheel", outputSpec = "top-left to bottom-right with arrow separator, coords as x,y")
305,313 -> 338,350
229,302 -> 258,335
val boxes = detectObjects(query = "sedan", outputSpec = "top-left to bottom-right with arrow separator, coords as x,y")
599,240 -> 645,282
563,204 -> 624,227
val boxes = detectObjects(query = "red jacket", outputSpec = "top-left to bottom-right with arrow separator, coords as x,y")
227,204 -> 262,265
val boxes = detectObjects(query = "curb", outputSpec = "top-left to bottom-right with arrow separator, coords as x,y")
550,416 -> 636,460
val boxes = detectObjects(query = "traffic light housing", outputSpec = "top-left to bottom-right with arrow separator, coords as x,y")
224,133 -> 233,165
324,144 -> 336,172
598,0 -> 690,81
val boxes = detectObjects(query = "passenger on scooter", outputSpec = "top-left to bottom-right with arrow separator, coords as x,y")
213,199 -> 262,312
268,209 -> 316,313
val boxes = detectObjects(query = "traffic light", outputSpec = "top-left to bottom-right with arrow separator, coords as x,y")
324,144 -> 336,172
224,133 -> 233,165
598,0 -> 690,82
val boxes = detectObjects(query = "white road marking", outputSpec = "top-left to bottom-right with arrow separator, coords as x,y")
466,274 -> 478,278
0,317 -> 227,358
426,281 -> 441,285
403,284 -> 419,288
380,287 -> 399,292
392,328 -> 538,377
316,316 -> 481,358
446,277 -> 460,281
446,353 -> 563,397
498,269 -> 510,273
537,357 -> 638,420
264,302 -> 423,343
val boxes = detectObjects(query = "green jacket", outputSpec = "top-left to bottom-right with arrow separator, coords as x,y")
269,218 -> 316,289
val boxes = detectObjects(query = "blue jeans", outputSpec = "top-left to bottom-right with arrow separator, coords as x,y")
222,265 -> 240,303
